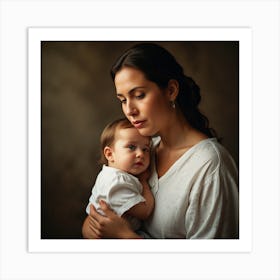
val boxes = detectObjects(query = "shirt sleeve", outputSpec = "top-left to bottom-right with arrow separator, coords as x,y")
107,175 -> 146,217
185,166 -> 239,239
185,170 -> 226,239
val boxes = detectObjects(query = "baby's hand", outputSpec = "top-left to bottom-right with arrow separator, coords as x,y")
137,169 -> 150,182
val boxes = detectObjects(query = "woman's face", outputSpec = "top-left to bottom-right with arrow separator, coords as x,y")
114,67 -> 173,136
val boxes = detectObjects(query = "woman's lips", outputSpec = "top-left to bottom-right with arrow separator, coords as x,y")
132,120 -> 146,128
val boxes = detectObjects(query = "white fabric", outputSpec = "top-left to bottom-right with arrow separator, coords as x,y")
86,165 -> 146,230
143,137 -> 239,239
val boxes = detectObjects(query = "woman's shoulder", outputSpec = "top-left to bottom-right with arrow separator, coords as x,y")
193,138 -> 228,157
191,138 -> 237,175
186,138 -> 230,166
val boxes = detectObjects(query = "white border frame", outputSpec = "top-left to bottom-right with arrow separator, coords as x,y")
1,1 -> 280,279
28,27 -> 252,253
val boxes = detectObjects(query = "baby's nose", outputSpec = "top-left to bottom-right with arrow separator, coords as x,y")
136,149 -> 144,157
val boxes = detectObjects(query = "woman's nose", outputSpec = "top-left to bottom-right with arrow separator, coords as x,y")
125,101 -> 137,116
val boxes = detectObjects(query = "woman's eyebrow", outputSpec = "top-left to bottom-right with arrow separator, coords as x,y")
116,86 -> 146,97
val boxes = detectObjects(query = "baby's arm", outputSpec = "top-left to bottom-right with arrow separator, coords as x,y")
124,171 -> 155,220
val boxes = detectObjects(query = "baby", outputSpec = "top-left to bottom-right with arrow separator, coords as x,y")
86,118 -> 154,230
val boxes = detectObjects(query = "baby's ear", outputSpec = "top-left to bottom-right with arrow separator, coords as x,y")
104,146 -> 114,162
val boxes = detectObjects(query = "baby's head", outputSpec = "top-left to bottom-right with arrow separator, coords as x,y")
100,118 -> 151,175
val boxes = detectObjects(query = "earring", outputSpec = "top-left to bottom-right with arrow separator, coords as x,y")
171,100 -> 176,109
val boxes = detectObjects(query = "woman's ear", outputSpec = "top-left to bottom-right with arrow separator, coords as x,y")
104,146 -> 114,163
167,79 -> 179,102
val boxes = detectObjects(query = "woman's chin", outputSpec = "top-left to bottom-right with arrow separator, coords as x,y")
137,128 -> 154,137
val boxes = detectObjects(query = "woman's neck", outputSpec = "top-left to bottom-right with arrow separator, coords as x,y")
158,112 -> 208,151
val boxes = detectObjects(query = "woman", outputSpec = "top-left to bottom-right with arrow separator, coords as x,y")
82,43 -> 239,239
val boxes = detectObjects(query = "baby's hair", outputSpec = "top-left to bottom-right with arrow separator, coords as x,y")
99,118 -> 135,165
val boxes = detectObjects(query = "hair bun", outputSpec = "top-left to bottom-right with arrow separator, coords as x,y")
182,76 -> 201,107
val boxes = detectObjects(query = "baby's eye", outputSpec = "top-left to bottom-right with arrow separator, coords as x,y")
142,147 -> 150,153
128,144 -> 136,151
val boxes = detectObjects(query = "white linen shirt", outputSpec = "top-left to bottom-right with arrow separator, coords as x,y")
86,165 -> 146,230
143,137 -> 239,239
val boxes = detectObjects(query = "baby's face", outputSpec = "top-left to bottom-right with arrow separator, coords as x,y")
109,127 -> 150,175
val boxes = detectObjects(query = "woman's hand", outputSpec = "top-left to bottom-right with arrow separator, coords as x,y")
82,201 -> 141,239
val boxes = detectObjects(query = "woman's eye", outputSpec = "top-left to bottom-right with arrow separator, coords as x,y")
135,93 -> 145,99
120,99 -> 126,104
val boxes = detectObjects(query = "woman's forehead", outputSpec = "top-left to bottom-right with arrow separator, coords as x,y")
115,67 -> 147,89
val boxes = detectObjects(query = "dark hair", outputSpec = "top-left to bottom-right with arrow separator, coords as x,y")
111,43 -> 217,138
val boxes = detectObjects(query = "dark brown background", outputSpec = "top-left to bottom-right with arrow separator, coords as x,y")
41,41 -> 239,238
